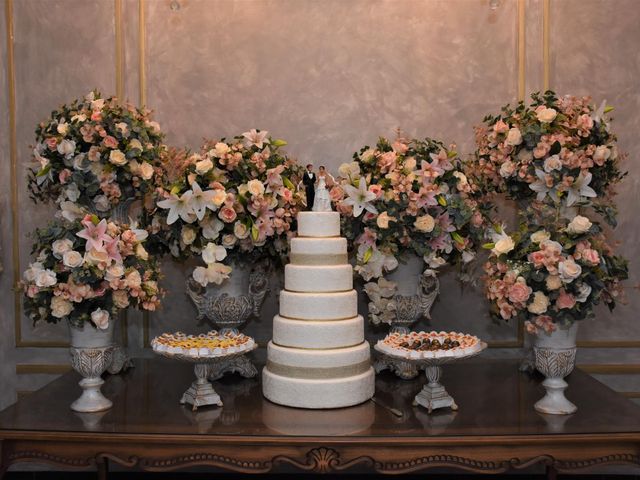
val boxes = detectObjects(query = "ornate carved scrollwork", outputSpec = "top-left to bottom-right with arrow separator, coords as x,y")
273,447 -> 373,473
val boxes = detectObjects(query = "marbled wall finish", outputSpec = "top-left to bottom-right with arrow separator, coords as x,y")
0,0 -> 638,411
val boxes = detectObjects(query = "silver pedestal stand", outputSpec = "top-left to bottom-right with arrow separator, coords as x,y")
155,344 -> 257,411
375,342 -> 487,414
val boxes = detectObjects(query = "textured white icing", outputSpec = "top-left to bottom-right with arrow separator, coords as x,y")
290,237 -> 347,256
297,211 -> 340,237
267,340 -> 371,368
262,367 -> 375,409
279,290 -> 357,320
284,264 -> 353,292
263,399 -> 374,435
272,315 -> 364,349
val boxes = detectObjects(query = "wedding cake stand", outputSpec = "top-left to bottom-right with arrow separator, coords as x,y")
154,345 -> 257,411
374,341 -> 487,413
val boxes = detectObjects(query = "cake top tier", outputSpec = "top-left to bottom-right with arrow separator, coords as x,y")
297,211 -> 341,237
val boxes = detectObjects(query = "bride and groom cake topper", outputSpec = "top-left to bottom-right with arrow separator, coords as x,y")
302,163 -> 335,212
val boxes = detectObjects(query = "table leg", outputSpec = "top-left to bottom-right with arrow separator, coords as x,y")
97,456 -> 109,480
545,464 -> 557,480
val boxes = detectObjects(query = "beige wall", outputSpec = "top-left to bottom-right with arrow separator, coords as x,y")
1,0 -> 639,410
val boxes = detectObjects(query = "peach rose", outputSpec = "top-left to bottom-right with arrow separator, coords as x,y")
218,206 -> 237,223
556,289 -> 576,310
507,279 -> 532,304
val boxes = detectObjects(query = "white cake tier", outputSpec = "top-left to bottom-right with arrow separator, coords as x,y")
272,315 -> 364,349
267,340 -> 370,370
279,290 -> 357,320
263,398 -> 374,435
284,264 -> 353,292
289,237 -> 347,265
297,211 -> 340,237
262,367 -> 375,409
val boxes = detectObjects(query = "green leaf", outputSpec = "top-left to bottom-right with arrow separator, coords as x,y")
271,139 -> 287,147
251,225 -> 259,242
437,195 -> 447,207
482,242 -> 496,250
363,247 -> 373,264
282,176 -> 295,190
604,106 -> 614,114
36,164 -> 51,177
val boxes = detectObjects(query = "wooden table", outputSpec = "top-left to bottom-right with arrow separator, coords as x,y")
0,358 -> 639,478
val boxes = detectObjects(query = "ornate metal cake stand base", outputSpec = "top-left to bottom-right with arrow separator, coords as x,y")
374,352 -> 421,380
412,366 -> 458,414
207,352 -> 258,381
181,364 -> 223,412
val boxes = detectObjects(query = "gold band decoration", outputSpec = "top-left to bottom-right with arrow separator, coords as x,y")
266,359 -> 370,380
289,253 -> 348,266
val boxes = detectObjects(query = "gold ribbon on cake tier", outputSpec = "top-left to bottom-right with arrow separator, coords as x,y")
266,359 -> 370,379
289,253 -> 348,266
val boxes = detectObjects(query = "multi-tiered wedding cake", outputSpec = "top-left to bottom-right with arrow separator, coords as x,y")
262,211 -> 375,409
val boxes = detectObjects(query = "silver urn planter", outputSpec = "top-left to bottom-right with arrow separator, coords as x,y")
374,257 -> 440,380
533,322 -> 578,415
68,320 -> 115,413
185,259 -> 270,380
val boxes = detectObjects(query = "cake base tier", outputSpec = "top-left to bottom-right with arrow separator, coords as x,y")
262,367 -> 375,409
272,315 -> 364,349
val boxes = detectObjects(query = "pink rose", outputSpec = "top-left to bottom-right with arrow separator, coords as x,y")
556,289 -> 576,310
45,137 -> 58,150
534,315 -> 557,334
507,280 -> 532,304
329,186 -> 344,202
58,169 -> 71,184
493,120 -> 509,134
91,111 -> 102,122
218,206 -> 237,223
528,251 -> 546,268
581,248 -> 600,266
368,184 -> 383,199
102,136 -> 118,149
392,141 -> 409,154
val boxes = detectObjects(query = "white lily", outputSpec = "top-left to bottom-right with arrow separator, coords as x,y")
128,218 -> 149,241
342,177 -> 378,217
192,262 -> 232,287
157,191 -> 195,225
529,169 -> 557,202
189,181 -> 220,221
242,129 -> 269,149
565,172 -> 597,207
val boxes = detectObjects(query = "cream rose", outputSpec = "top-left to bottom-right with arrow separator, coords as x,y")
135,243 -> 149,261
51,296 -> 73,318
247,179 -> 265,196
35,269 -> 57,288
129,138 -> 143,151
222,234 -> 237,248
376,211 -> 395,229
139,162 -> 154,180
338,162 -> 361,178
213,142 -> 230,157
105,264 -> 125,282
85,248 -> 109,266
112,290 -> 130,309
181,226 -> 197,245
202,242 -> 227,264
531,230 -> 550,244
566,215 -> 592,235
57,139 -> 76,157
493,235 -> 515,255
546,275 -> 562,290
52,239 -> 74,259
536,107 -> 558,123
195,158 -> 214,175
211,189 -> 227,207
505,127 -> 523,146
499,160 -> 516,178
91,308 -> 110,330
124,270 -> 142,289
527,291 -> 549,314
558,258 -> 582,283
109,149 -> 127,166
57,122 -> 69,136
234,222 -> 249,239
543,154 -> 562,172
453,171 -> 468,187
62,250 -> 83,268
593,145 -> 611,165
575,283 -> 592,303
414,215 -> 435,233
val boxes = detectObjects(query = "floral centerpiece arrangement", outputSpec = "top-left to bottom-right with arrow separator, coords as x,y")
483,206 -> 628,334
21,215 -> 163,329
152,129 -> 306,287
28,90 -> 165,222
469,91 -> 625,225
332,134 -> 486,325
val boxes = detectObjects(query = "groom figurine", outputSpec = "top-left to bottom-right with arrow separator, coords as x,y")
302,163 -> 316,211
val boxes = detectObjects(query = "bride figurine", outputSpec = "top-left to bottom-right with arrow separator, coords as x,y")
312,165 -> 334,212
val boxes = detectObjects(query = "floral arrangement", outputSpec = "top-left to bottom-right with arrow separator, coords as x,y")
21,215 -> 163,329
151,129 -> 306,286
332,134 -> 486,324
28,90 -> 165,221
483,206 -> 628,334
469,91 -> 625,226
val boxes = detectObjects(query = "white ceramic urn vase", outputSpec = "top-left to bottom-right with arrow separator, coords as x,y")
68,320 -> 115,413
533,322 -> 578,415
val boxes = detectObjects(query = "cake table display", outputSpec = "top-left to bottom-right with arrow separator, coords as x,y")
375,331 -> 487,413
262,212 -> 375,409
152,331 -> 257,411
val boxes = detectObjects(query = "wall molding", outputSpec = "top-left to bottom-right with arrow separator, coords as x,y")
114,0 -> 125,100
542,0 -> 550,90
16,364 -> 71,375
517,0 -> 526,101
578,364 -> 640,375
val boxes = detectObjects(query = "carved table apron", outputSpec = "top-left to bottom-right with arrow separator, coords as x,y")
1,359 -> 639,478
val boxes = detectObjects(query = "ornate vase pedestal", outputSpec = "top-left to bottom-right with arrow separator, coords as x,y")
186,260 -> 268,381
373,257 -> 440,380
533,323 -> 578,415
68,321 -> 115,413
